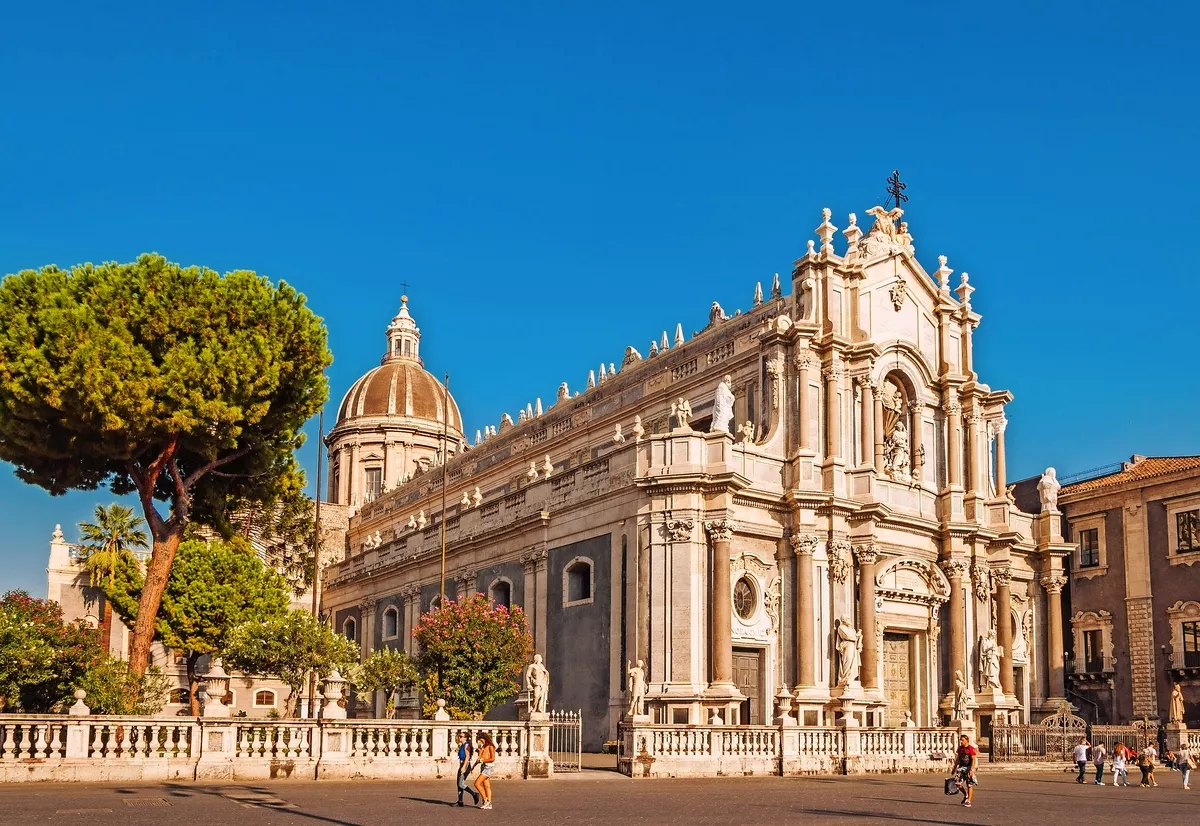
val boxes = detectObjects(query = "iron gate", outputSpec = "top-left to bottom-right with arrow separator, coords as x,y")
992,702 -> 1087,761
548,709 -> 582,772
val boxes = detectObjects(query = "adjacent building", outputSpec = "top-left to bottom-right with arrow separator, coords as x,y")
1053,455 -> 1200,726
321,203 -> 1071,750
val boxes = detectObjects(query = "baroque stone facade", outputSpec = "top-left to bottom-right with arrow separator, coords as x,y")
323,204 -> 1061,747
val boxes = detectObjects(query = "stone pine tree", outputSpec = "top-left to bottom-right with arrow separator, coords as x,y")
0,254 -> 331,675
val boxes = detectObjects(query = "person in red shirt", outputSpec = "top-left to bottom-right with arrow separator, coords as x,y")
954,734 -> 978,807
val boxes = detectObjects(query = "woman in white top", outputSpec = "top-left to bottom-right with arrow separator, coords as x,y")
1112,743 -> 1129,787
1177,743 -> 1193,790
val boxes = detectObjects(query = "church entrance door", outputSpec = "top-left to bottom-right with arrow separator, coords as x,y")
883,632 -> 914,725
732,647 -> 763,725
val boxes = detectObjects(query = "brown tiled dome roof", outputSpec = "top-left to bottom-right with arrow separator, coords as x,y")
336,361 -> 462,432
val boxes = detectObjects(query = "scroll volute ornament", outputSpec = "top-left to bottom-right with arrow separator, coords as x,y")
704,520 -> 735,543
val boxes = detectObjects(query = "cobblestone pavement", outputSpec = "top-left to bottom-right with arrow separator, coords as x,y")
1,770 -> 1194,825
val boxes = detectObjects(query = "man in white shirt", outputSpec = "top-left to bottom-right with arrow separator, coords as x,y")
1074,739 -> 1091,783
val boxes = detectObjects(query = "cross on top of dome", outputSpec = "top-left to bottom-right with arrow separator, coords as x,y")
384,295 -> 421,365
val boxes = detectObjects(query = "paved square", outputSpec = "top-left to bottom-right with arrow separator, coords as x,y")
0,769 -> 1193,825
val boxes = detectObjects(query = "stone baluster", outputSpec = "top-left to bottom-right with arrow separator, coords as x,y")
993,565 -> 1014,696
705,520 -> 736,686
854,543 -> 880,690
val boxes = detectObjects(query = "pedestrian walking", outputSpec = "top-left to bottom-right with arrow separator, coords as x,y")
1138,743 -> 1158,787
1176,742 -> 1193,790
473,732 -> 497,810
953,733 -> 978,808
1112,743 -> 1129,787
1092,742 -> 1107,785
454,731 -> 479,807
1074,738 -> 1091,783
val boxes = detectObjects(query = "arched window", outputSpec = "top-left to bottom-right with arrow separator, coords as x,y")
490,580 -> 512,609
564,558 -> 593,606
168,688 -> 190,705
254,689 -> 277,708
383,607 -> 399,639
344,617 -> 357,643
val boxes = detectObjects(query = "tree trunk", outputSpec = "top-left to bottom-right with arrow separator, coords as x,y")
128,528 -> 183,676
187,651 -> 202,716
100,597 -> 113,655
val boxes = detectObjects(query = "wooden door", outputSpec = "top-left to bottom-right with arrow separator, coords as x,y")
883,633 -> 913,725
732,648 -> 762,724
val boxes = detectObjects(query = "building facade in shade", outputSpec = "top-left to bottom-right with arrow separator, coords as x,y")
1051,455 -> 1200,726
321,204 -> 1070,750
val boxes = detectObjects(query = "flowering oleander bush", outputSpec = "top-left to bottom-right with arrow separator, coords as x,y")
0,590 -> 104,712
414,594 -> 533,720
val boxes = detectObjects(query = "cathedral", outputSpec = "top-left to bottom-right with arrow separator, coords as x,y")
321,204 -> 1071,750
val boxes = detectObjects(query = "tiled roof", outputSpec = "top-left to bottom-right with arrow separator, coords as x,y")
1060,456 -> 1200,495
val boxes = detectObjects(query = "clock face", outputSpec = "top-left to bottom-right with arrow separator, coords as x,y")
733,577 -> 756,621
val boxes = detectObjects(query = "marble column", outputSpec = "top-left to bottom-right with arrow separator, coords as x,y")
823,364 -> 842,459
790,534 -> 818,688
993,566 -> 1015,696
910,403 -> 924,483
637,528 -> 651,668
795,350 -> 813,452
1043,575 -> 1067,699
942,560 -> 969,689
858,377 -> 875,468
359,598 -> 377,658
854,544 -> 880,690
705,520 -> 736,686
994,418 -> 1008,493
945,401 -> 963,488
965,411 -> 982,495
873,391 -> 886,473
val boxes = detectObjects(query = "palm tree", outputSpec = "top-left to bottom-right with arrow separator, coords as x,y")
77,504 -> 149,651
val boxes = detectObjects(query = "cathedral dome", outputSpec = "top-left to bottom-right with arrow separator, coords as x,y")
334,296 -> 463,433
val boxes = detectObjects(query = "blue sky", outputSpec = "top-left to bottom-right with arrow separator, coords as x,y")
1,1 -> 1196,596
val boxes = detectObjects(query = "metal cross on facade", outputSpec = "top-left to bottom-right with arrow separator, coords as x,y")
400,280 -> 410,298
886,170 -> 908,212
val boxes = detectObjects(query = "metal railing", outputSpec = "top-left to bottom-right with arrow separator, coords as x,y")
548,709 -> 582,772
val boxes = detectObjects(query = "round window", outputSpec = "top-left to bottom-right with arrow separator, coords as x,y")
733,577 -> 756,620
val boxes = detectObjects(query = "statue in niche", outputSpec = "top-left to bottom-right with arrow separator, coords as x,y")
979,630 -> 1003,690
1038,468 -> 1061,512
880,378 -> 910,479
710,375 -> 735,434
952,669 -> 973,720
626,659 -> 647,717
523,654 -> 550,714
835,616 -> 863,686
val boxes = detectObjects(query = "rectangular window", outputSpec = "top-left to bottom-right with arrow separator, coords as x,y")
1079,528 -> 1100,568
1184,621 -> 1200,668
1083,629 -> 1103,673
1177,509 -> 1200,553
365,468 -> 382,502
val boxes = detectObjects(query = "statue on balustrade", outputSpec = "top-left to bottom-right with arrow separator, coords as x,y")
710,375 -> 735,434
979,630 -> 1003,690
626,659 -> 647,717
523,654 -> 550,714
835,617 -> 863,686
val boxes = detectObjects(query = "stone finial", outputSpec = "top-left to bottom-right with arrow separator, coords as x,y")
68,689 -> 90,716
609,362 -> 617,378
587,370 -> 596,389
648,340 -> 659,357
843,212 -> 863,252
816,207 -> 837,254
323,669 -> 349,720
535,398 -> 543,416
527,461 -> 539,480
599,363 -> 607,383
460,491 -> 471,507
806,239 -> 816,256
518,409 -> 528,424
52,524 -> 65,543
660,331 -> 670,352
474,429 -> 483,446
753,282 -> 763,307
935,255 -> 952,294
710,709 -> 724,726
471,486 -> 482,507
417,510 -> 427,529
771,272 -> 782,300
956,272 -> 974,311
526,402 -> 534,420
632,415 -> 645,442
433,697 -> 451,722
674,323 -> 684,347
541,455 -> 554,478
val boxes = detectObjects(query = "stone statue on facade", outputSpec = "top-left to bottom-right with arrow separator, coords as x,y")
632,415 -> 645,442
1169,682 -> 1185,723
736,420 -> 755,444
884,416 -> 910,478
979,630 -> 1003,690
670,398 -> 692,430
710,375 -> 735,434
1038,467 -> 1061,512
626,659 -> 647,717
708,302 -> 728,327
952,669 -> 973,720
523,654 -> 550,714
835,617 -> 863,686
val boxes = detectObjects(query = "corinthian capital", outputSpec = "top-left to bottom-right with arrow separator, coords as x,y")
852,543 -> 879,566
991,565 -> 1012,586
940,559 -> 969,579
793,349 -> 814,370
822,363 -> 844,382
943,399 -> 962,417
704,519 -> 736,542
789,534 -> 818,556
1041,575 -> 1066,595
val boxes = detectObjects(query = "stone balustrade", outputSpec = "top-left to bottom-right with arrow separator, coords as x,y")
0,715 -> 546,783
619,721 -> 961,778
